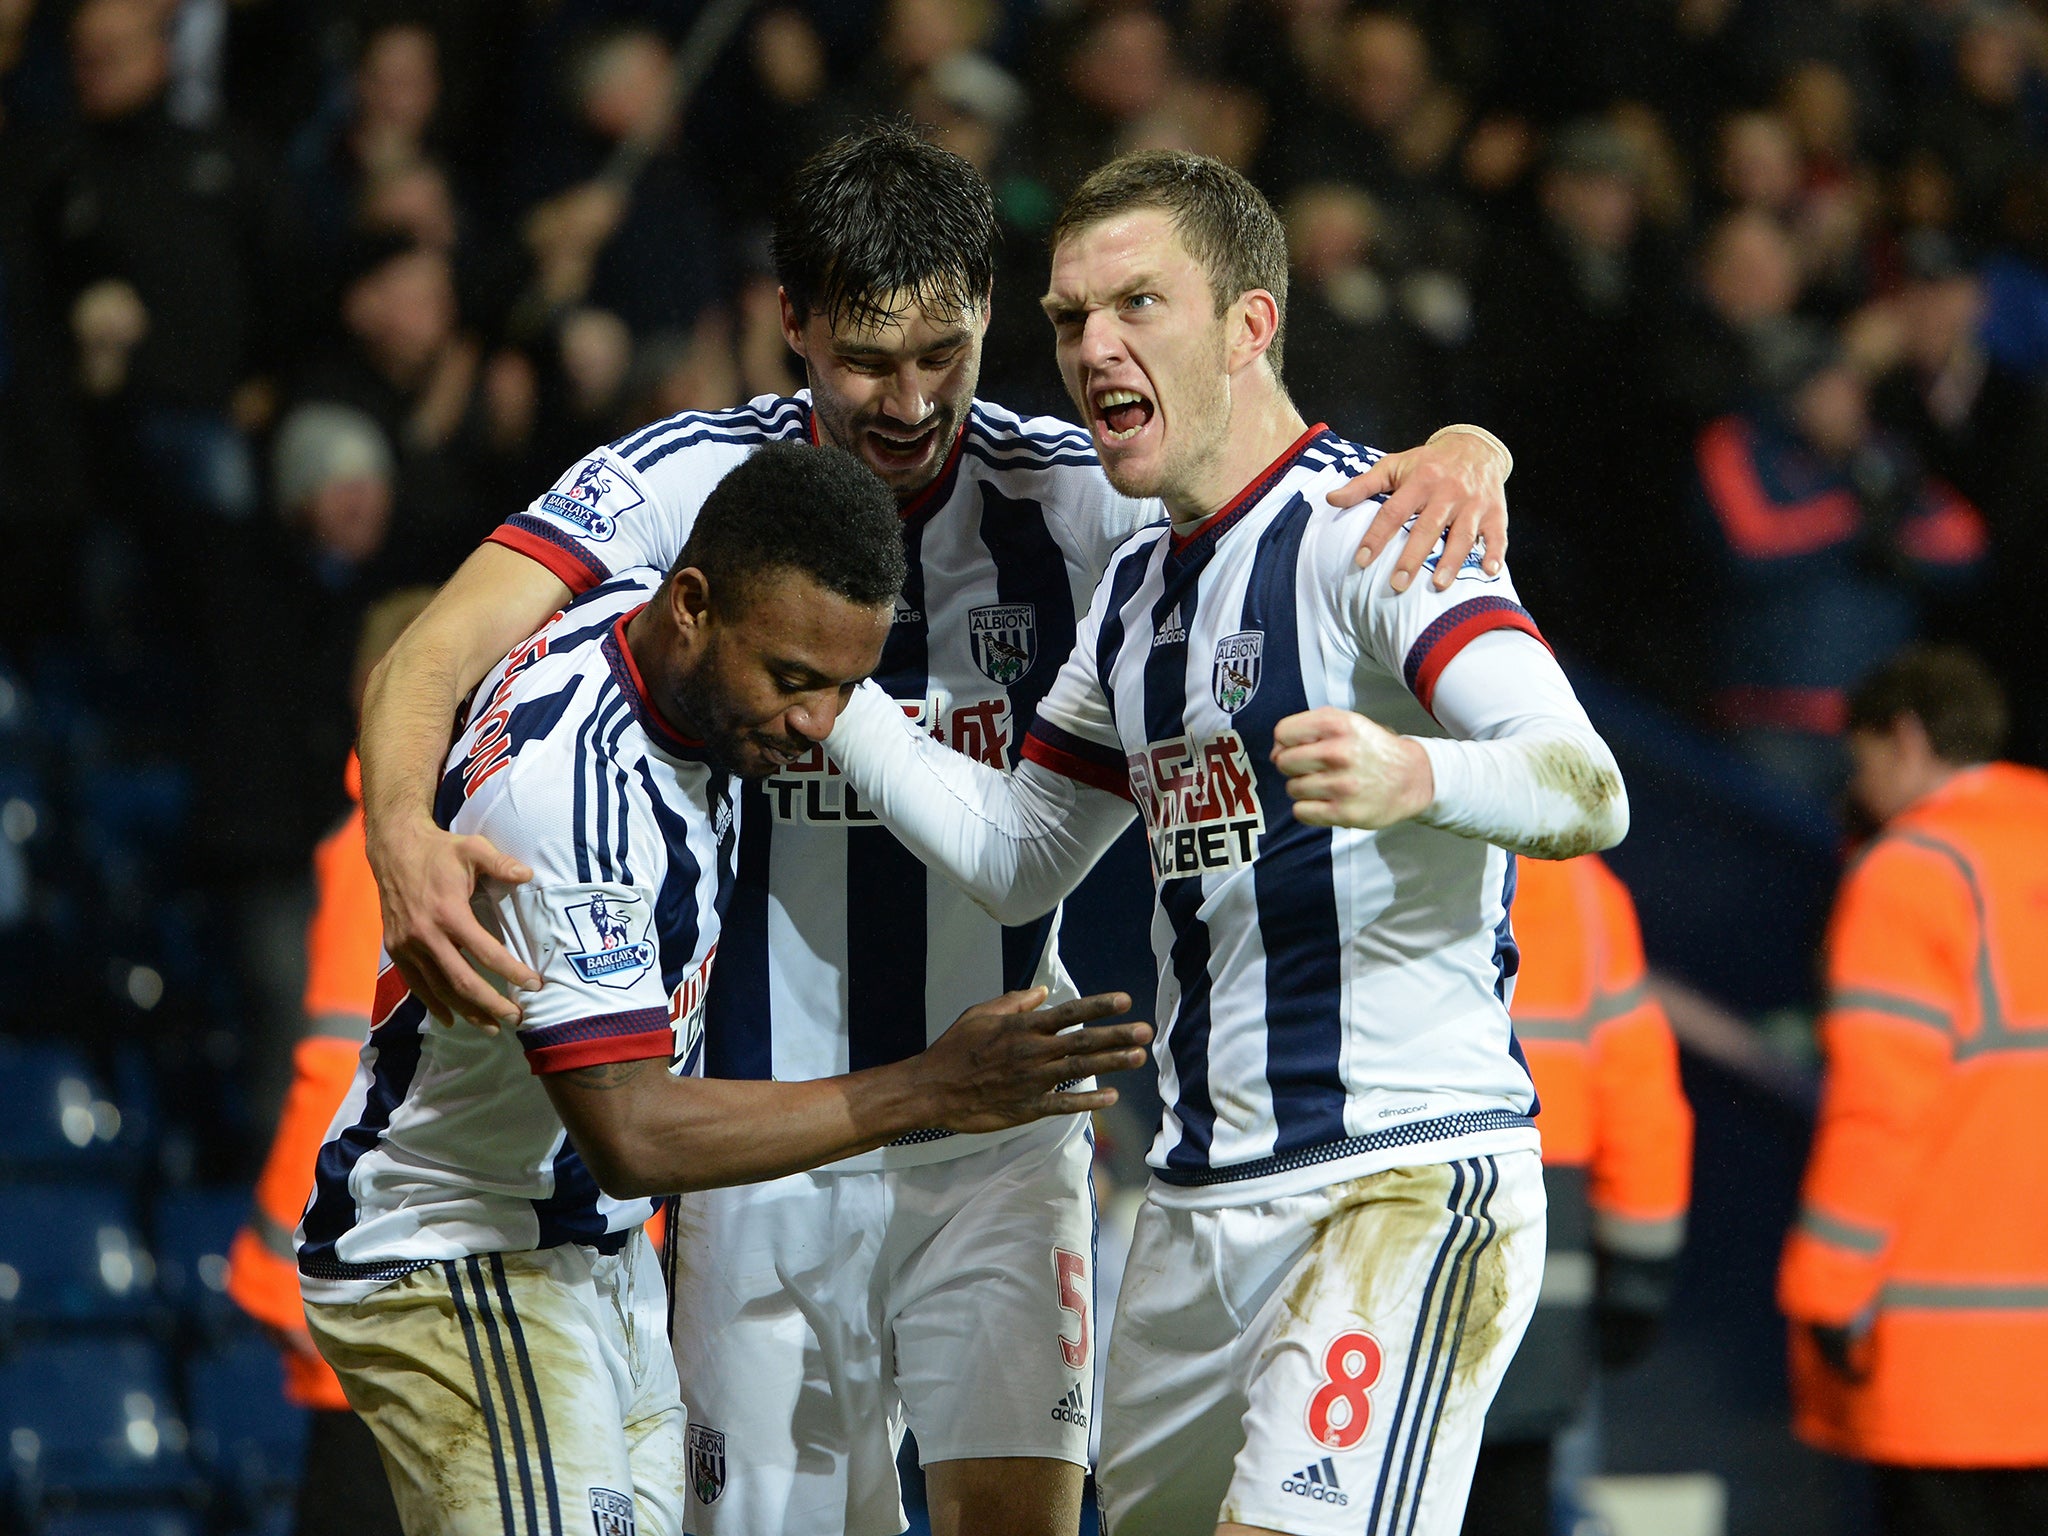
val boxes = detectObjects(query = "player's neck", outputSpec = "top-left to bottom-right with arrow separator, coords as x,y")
623,604 -> 707,742
1164,381 -> 1308,535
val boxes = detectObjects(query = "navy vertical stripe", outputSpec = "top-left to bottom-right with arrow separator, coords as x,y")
978,483 -> 1080,989
1491,854 -> 1539,1114
1401,1162 -> 1503,1536
1093,542 -> 1155,713
530,1139 -> 628,1251
489,1256 -> 564,1536
465,1258 -> 541,1536
299,1006 -> 427,1267
847,516 -> 933,1069
1144,545 -> 1220,1172
633,758 -> 704,993
704,782 -> 774,1080
606,710 -> 636,884
444,1260 -> 517,1536
1368,1160 -> 1478,1534
1235,495 -> 1348,1155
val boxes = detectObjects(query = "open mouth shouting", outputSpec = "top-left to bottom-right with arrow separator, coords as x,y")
1092,387 -> 1156,444
862,421 -> 943,474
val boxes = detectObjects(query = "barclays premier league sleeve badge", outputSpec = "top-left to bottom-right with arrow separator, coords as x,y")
538,455 -> 644,544
561,891 -> 657,989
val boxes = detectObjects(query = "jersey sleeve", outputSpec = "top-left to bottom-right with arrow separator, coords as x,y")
1346,526 -> 1549,718
488,425 -> 760,595
1018,545 -> 1140,799
464,777 -> 677,1075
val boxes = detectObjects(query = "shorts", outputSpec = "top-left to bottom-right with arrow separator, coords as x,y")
1098,1151 -> 1545,1536
669,1113 -> 1097,1536
306,1233 -> 687,1536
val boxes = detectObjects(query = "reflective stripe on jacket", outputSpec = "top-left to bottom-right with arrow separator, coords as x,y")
1779,762 -> 2048,1465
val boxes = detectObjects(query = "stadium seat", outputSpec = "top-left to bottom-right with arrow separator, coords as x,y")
38,1508 -> 202,1536
186,1336 -> 308,1500
151,1189 -> 249,1339
0,1183 -> 154,1334
0,1040 -> 130,1176
0,1339 -> 199,1507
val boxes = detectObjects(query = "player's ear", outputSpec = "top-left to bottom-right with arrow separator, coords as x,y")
1228,289 -> 1280,376
778,288 -> 809,360
668,567 -> 714,633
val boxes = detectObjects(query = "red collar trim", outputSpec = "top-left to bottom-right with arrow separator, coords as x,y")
607,606 -> 706,755
1169,423 -> 1329,553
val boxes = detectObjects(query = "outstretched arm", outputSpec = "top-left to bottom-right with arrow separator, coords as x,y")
543,988 -> 1150,1199
824,684 -> 1135,924
359,543 -> 570,1028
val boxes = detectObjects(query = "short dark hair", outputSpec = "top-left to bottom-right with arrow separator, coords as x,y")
772,121 -> 996,334
673,442 -> 905,615
1847,644 -> 2008,764
1051,151 -> 1291,376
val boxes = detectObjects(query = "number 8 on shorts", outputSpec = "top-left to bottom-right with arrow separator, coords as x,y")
1306,1330 -> 1383,1450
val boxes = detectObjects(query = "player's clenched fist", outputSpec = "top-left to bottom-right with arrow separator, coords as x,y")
922,987 -> 1151,1135
1272,706 -> 1437,830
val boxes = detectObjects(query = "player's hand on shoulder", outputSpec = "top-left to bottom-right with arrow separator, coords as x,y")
922,986 -> 1151,1134
1329,427 -> 1509,592
1272,706 -> 1435,830
370,815 -> 541,1033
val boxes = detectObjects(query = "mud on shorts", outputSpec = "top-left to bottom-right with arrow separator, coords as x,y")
1098,1152 -> 1546,1536
305,1232 -> 686,1536
668,1113 -> 1099,1536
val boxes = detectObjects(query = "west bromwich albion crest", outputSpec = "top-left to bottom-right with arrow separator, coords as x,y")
587,1487 -> 635,1536
563,891 -> 657,988
688,1424 -> 727,1505
969,603 -> 1036,684
1212,631 -> 1263,713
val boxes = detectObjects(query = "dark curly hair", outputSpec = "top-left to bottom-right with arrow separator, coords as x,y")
672,442 -> 905,616
772,120 -> 997,334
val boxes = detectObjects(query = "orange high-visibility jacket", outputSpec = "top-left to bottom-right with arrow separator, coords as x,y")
225,757 -> 380,1411
1779,762 -> 2048,1466
1486,854 -> 1693,1440
1510,854 -> 1693,1252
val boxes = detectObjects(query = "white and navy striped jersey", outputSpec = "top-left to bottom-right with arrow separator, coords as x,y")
488,392 -> 1155,1168
1021,426 -> 1548,1204
298,574 -> 739,1302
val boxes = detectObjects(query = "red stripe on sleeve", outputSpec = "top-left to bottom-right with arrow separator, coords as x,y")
1022,732 -> 1133,800
487,525 -> 607,595
525,1027 -> 677,1075
1410,608 -> 1549,716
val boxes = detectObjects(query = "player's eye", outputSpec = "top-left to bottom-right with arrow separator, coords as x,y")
1123,293 -> 1158,312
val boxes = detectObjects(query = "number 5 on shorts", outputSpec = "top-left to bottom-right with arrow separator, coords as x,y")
1306,1330 -> 1383,1450
1054,1247 -> 1088,1369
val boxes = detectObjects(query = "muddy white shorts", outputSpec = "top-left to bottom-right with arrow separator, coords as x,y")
1098,1152 -> 1545,1536
306,1232 -> 686,1536
669,1113 -> 1098,1536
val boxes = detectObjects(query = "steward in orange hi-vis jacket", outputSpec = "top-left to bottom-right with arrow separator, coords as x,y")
225,592 -> 434,1536
1463,854 -> 1693,1536
1780,646 -> 2048,1536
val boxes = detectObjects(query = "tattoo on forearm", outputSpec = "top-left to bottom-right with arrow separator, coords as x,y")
563,1059 -> 653,1091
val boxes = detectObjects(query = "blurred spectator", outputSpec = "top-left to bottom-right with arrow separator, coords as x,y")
516,24 -> 724,339
1658,208 -> 1808,430
1280,182 -> 1450,449
1693,336 -> 1988,794
1467,119 -> 1680,684
1780,646 -> 2048,1536
1466,854 -> 1693,1536
15,0 -> 305,521
288,21 -> 444,257
294,235 -> 513,578
1912,5 -> 2046,252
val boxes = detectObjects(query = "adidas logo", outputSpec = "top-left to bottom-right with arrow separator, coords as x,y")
1048,1384 -> 1089,1428
1281,1458 -> 1348,1506
1152,605 -> 1186,648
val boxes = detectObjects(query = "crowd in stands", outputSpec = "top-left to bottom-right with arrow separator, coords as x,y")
1,1 -> 2046,1529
